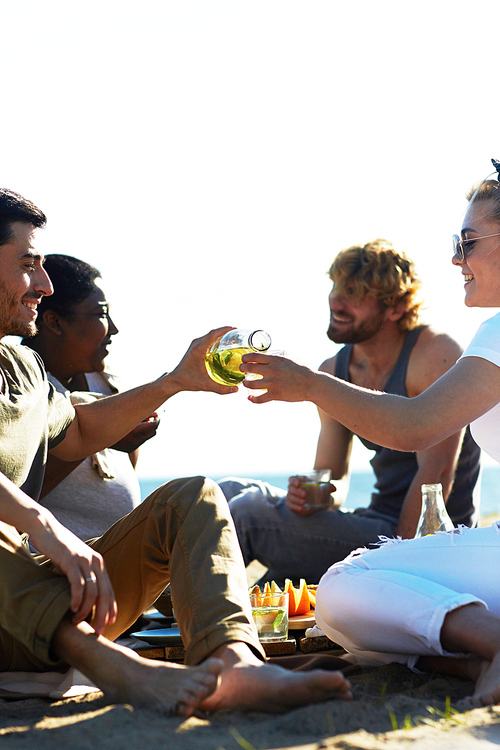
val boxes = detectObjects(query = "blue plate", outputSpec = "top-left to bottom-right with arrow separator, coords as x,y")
131,627 -> 183,646
146,611 -> 170,621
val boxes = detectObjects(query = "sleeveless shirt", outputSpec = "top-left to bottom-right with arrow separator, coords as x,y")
334,325 -> 481,526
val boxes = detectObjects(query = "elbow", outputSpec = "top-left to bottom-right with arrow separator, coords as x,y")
400,436 -> 433,452
391,426 -> 435,453
396,405 -> 439,452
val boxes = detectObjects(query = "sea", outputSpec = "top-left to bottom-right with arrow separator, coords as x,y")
139,465 -> 500,519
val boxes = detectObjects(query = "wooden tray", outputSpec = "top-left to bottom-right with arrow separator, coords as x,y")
289,612 -> 316,630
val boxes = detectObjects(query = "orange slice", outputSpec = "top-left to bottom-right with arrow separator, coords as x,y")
262,581 -> 274,606
294,578 -> 311,616
249,584 -> 261,606
284,578 -> 299,616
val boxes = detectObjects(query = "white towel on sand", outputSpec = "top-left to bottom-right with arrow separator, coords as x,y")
0,668 -> 98,699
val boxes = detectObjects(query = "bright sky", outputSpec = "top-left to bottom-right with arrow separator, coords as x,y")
2,1 -> 499,477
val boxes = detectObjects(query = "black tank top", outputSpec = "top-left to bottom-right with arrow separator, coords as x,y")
335,325 -> 481,525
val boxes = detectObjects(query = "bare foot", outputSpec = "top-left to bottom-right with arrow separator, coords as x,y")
417,654 -> 495,712
54,621 -> 223,716
457,653 -> 500,710
421,653 -> 500,711
101,653 -> 224,716
199,642 -> 352,713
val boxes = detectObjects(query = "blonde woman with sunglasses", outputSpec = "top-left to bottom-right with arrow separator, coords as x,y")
241,159 -> 500,708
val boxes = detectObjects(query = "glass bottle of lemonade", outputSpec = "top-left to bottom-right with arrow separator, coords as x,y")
205,329 -> 271,386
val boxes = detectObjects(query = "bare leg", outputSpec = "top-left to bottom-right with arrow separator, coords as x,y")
419,603 -> 500,709
199,641 -> 352,713
52,619 -> 223,717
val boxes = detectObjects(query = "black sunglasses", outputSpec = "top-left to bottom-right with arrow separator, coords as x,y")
452,232 -> 500,262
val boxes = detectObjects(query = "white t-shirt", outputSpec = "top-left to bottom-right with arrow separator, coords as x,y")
461,312 -> 500,463
39,371 -> 142,541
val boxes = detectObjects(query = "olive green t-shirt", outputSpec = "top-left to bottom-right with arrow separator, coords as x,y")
0,343 -> 75,500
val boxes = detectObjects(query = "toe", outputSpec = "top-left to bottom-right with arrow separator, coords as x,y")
456,696 -> 480,711
176,700 -> 196,718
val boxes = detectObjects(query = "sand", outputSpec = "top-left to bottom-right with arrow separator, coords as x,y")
1,661 -> 499,749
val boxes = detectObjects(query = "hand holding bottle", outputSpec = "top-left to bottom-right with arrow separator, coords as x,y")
205,328 -> 271,386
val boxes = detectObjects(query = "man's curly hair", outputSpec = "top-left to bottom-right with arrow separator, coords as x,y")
328,239 -> 423,332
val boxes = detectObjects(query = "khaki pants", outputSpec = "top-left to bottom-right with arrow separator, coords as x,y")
0,476 -> 264,671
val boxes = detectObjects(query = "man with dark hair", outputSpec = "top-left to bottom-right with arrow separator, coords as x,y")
0,189 -> 47,245
0,188 -> 351,714
223,240 -> 481,583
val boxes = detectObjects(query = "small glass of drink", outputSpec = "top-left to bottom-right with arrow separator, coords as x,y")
250,591 -> 289,643
244,349 -> 286,394
297,469 -> 332,511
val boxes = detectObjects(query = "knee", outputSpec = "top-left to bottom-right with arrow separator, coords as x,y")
218,477 -> 252,501
146,475 -> 223,515
229,490 -> 267,524
316,569 -> 363,634
171,475 -> 222,504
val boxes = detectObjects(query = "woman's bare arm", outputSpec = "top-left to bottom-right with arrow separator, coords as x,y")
242,353 -> 500,452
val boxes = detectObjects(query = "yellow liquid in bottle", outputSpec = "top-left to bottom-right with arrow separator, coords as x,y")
205,346 -> 251,385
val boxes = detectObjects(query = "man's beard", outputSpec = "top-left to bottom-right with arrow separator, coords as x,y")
0,284 -> 37,338
0,314 -> 37,338
327,312 -> 386,345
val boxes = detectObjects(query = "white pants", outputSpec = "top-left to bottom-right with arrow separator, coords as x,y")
316,523 -> 500,667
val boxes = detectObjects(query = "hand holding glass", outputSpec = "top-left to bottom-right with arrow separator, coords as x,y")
296,469 -> 333,511
244,349 -> 286,394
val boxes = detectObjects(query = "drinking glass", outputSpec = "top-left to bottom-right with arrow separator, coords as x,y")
244,349 -> 286,394
297,469 -> 332,511
250,590 -> 289,642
